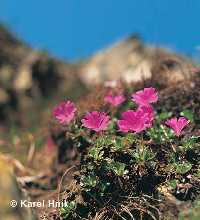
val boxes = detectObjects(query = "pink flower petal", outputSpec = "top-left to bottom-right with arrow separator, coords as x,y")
165,117 -> 190,136
118,106 -> 154,133
138,105 -> 154,128
53,101 -> 77,125
132,87 -> 158,106
81,111 -> 110,132
104,93 -> 126,107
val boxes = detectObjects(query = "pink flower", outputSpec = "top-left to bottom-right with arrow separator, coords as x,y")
138,105 -> 154,128
53,101 -> 77,124
132,87 -> 158,106
165,117 -> 190,136
104,93 -> 126,107
81,111 -> 110,132
117,106 -> 154,133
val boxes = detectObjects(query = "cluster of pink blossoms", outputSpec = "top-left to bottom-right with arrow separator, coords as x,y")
118,88 -> 157,133
118,105 -> 154,133
53,87 -> 190,137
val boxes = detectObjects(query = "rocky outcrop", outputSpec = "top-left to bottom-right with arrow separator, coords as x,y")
0,25 -> 86,124
0,25 -> 198,125
80,35 -> 197,88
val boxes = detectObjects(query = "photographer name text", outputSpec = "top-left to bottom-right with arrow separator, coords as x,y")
10,199 -> 67,208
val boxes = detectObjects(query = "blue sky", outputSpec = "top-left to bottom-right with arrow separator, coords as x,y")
1,0 -> 200,60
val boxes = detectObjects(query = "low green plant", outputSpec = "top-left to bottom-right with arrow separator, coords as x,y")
106,160 -> 127,176
80,175 -> 98,191
172,161 -> 192,174
147,124 -> 174,143
179,136 -> 200,151
60,201 -> 77,219
132,146 -> 155,164
89,146 -> 104,161
53,87 -> 200,219
168,179 -> 179,190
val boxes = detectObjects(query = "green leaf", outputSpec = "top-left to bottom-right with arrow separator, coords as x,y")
89,147 -> 104,161
173,162 -> 192,174
95,136 -> 112,148
169,179 -> 179,189
98,181 -> 110,196
195,169 -> 200,178
80,175 -> 97,190
60,201 -> 77,218
180,136 -> 200,150
180,110 -> 194,122
111,137 -> 125,151
158,112 -> 172,120
132,146 -> 155,163
107,161 -> 127,176
125,133 -> 136,144
147,125 -> 174,143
